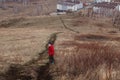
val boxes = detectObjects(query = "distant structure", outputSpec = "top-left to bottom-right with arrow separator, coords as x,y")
114,0 -> 120,2
57,0 -> 83,12
93,2 -> 120,17
94,0 -> 120,3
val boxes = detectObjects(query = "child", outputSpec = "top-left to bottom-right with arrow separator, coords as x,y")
48,42 -> 55,64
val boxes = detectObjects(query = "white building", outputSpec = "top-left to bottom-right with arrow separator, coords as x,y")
57,1 -> 83,12
116,4 -> 120,11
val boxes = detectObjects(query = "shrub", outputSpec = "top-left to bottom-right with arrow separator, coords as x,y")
55,42 -> 120,80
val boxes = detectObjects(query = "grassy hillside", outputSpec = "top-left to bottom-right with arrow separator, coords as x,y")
0,13 -> 120,80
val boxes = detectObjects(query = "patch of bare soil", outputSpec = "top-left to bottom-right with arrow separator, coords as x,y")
0,32 -> 58,80
0,17 -> 25,28
72,17 -> 90,27
75,34 -> 120,42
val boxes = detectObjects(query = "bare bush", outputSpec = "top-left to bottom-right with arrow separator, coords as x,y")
55,41 -> 120,80
112,11 -> 120,28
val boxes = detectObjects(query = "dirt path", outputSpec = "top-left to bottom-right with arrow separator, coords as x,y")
59,16 -> 80,33
0,14 -> 79,80
0,32 -> 61,80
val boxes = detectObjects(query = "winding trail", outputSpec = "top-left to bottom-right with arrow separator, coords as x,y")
59,16 -> 80,33
0,17 -> 78,80
0,32 -> 61,80
0,17 -> 79,80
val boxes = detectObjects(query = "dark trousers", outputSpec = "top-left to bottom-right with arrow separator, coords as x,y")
49,56 -> 54,63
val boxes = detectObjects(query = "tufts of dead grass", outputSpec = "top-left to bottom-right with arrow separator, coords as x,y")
55,39 -> 120,80
0,28 -> 53,72
72,17 -> 90,27
0,17 -> 25,28
74,34 -> 120,42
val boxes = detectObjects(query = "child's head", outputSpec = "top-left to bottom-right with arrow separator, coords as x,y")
48,41 -> 53,45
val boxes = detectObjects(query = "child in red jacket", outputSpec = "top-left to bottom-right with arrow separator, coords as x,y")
48,42 -> 55,64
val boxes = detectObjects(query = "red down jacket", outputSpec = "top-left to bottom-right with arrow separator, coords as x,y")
48,44 -> 54,56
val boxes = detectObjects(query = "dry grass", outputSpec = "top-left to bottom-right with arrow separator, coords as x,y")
0,14 -> 72,73
0,17 -> 25,28
0,28 -> 55,72
0,15 -> 66,29
55,38 -> 120,80
69,15 -> 119,34
0,10 -> 120,80
75,34 -> 120,42
54,26 -> 120,80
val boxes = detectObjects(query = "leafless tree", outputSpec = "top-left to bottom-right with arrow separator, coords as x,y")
87,7 -> 93,17
13,6 -> 19,14
36,4 -> 43,16
0,0 -> 7,10
23,0 -> 30,6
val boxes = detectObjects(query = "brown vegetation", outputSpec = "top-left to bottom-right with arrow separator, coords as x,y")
0,10 -> 120,80
55,35 -> 120,80
75,34 -> 120,41
0,28 -> 54,73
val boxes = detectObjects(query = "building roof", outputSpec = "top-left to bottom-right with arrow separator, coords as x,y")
58,0 -> 80,6
94,2 -> 120,9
